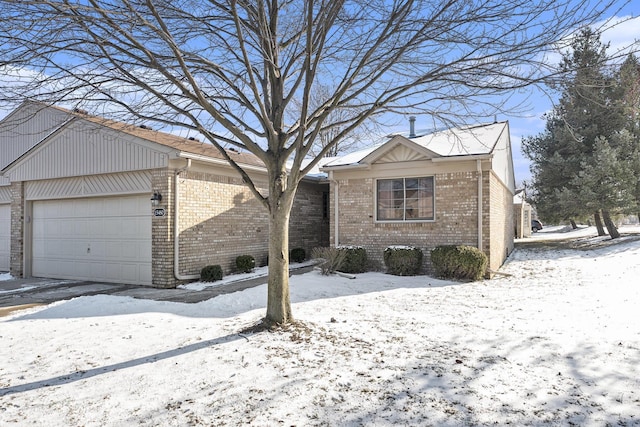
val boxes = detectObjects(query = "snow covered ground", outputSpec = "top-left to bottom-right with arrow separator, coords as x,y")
1,225 -> 640,426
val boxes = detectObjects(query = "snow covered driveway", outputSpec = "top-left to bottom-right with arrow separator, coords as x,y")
1,226 -> 639,426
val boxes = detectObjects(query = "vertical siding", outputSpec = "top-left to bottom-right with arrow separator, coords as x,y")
0,103 -> 71,170
7,120 -> 168,182
491,124 -> 516,193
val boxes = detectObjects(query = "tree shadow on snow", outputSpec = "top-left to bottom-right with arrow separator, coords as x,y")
0,332 -> 244,397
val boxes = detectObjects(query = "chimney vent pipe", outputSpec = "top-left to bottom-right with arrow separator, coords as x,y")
409,116 -> 416,138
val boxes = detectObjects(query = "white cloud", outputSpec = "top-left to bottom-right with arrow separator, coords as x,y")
598,15 -> 640,59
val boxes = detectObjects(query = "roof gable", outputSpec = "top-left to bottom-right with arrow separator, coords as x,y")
3,117 -> 171,181
0,101 -> 72,171
322,121 -> 508,171
361,135 -> 440,165
1,103 -> 267,181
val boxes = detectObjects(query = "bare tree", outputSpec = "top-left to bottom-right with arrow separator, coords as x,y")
0,0 -> 627,325
291,83 -> 383,158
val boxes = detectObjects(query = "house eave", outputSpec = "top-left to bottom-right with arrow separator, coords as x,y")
319,163 -> 371,172
431,154 -> 493,163
176,151 -> 268,173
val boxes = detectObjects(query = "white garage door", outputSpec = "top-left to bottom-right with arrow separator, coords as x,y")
32,195 -> 152,285
0,204 -> 10,271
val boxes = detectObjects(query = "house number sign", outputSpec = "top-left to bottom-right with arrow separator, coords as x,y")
154,208 -> 166,217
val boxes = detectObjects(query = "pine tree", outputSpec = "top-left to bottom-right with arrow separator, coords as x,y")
617,54 -> 640,220
523,27 -> 627,237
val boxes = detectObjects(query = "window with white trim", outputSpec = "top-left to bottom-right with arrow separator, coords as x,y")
376,177 -> 434,221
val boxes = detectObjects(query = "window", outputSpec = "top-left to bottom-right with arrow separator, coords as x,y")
376,177 -> 434,221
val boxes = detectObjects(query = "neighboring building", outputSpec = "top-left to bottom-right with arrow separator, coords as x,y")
0,102 -> 329,287
320,120 -> 516,274
514,189 -> 532,239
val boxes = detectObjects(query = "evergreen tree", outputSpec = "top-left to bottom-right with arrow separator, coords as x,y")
523,27 -> 627,237
617,54 -> 640,220
571,136 -> 636,238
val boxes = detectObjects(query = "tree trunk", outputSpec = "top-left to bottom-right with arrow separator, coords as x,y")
569,219 -> 577,229
602,210 -> 620,239
266,205 -> 293,325
264,168 -> 296,326
594,211 -> 606,236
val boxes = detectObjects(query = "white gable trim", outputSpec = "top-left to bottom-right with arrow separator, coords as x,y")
360,135 -> 440,166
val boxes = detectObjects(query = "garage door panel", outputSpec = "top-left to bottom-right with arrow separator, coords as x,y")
32,195 -> 152,285
0,204 -> 10,271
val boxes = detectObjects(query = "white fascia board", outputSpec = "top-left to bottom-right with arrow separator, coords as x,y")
431,154 -> 493,163
176,151 -> 268,173
319,163 -> 371,172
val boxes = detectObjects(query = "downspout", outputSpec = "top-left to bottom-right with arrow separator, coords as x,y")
328,171 -> 339,246
174,158 -> 199,280
477,159 -> 483,251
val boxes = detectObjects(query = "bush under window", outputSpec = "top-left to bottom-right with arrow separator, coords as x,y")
384,246 -> 423,276
337,246 -> 368,274
430,245 -> 488,281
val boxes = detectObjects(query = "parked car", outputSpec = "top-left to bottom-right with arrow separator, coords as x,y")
531,219 -> 543,232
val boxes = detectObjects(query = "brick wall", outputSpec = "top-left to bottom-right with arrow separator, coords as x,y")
151,168 -> 174,288
330,172 -> 480,273
488,172 -> 515,271
153,169 -> 328,287
9,181 -> 24,278
290,179 -> 330,252
514,202 -> 532,239
176,170 -> 270,277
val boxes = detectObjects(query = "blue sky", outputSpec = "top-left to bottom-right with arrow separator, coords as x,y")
1,2 -> 638,190
504,7 -> 640,187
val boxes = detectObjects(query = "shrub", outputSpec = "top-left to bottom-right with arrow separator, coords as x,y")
383,246 -> 423,276
200,265 -> 223,282
290,247 -> 306,263
337,246 -> 367,274
311,247 -> 347,275
235,255 -> 255,273
430,245 -> 488,281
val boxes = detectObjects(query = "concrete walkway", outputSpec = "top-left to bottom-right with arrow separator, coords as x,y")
0,266 -> 314,314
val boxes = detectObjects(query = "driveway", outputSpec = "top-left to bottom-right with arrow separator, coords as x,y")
0,265 -> 314,316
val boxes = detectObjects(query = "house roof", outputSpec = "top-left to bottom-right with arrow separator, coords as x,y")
49,105 -> 266,169
321,121 -> 508,169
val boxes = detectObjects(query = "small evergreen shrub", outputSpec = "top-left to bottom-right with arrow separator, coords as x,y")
430,245 -> 488,281
200,265 -> 223,282
235,255 -> 255,273
290,247 -> 306,263
383,246 -> 423,276
311,247 -> 347,275
337,246 -> 367,274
